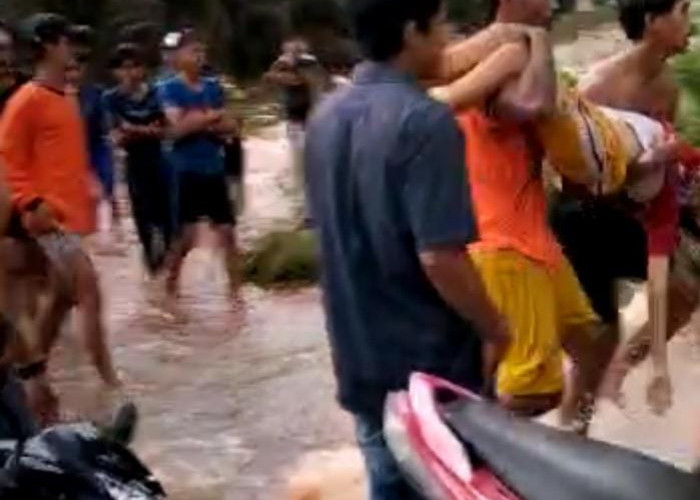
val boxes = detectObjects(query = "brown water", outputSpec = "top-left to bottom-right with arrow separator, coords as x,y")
50,124 -> 352,500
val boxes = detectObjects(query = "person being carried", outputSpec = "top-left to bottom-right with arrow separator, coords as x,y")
158,29 -> 241,312
0,13 -> 121,425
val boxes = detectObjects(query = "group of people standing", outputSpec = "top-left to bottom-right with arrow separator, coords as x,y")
306,0 -> 699,498
0,13 -> 241,428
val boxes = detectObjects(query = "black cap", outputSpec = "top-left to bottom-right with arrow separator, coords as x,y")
19,13 -> 71,47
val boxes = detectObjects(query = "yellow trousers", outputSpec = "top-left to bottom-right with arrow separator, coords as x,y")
471,250 -> 598,396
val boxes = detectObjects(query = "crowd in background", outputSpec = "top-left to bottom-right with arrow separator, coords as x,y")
0,11 -> 343,433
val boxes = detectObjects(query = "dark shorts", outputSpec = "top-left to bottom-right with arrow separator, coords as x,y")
178,171 -> 234,226
550,193 -> 648,324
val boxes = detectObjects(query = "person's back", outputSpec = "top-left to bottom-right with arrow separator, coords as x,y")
307,64 -> 483,413
459,110 -> 561,267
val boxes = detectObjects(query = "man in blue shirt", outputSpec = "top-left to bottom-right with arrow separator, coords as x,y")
305,0 -> 509,498
104,44 -> 171,280
158,30 -> 240,308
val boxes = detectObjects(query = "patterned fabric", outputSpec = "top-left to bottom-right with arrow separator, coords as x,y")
538,86 -> 629,196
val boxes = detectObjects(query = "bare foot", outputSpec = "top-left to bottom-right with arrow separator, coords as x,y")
161,294 -> 188,324
598,356 -> 631,408
646,370 -> 673,415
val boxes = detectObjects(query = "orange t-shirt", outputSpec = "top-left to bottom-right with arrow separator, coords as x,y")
0,82 -> 94,234
458,110 -> 562,268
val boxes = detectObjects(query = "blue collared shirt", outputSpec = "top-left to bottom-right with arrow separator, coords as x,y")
305,61 -> 481,414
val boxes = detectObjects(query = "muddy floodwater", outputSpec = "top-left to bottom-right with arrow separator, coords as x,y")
47,23 -> 700,500
51,123 -> 352,500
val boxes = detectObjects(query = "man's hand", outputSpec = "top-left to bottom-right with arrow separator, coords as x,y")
204,109 -> 225,124
21,202 -> 57,237
23,374 -> 59,427
647,368 -> 673,415
491,22 -> 530,44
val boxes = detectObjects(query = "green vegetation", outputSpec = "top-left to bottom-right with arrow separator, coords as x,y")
674,46 -> 700,145
243,229 -> 318,287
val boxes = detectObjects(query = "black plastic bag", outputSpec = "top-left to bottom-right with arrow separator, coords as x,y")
0,422 -> 166,499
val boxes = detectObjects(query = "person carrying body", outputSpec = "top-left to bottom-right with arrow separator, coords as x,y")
426,2 -> 652,430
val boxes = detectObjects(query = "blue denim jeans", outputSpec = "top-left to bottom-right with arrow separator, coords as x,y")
354,411 -> 423,500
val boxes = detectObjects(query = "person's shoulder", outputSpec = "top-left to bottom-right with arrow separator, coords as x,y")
404,94 -> 459,140
5,81 -> 42,107
102,86 -> 119,100
159,76 -> 182,91
202,76 -> 221,86
580,53 -> 627,89
0,82 -> 41,123
308,84 -> 353,124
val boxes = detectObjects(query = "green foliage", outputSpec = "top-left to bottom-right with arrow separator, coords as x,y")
673,48 -> 700,146
244,230 -> 319,287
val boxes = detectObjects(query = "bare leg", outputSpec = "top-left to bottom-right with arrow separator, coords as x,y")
215,224 -> 241,299
604,270 -> 698,401
559,321 -> 618,433
646,256 -> 672,414
37,275 -> 72,357
164,224 -> 197,299
71,251 -> 120,387
110,196 -> 124,244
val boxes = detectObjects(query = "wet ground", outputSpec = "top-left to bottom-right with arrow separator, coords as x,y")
45,22 -> 700,500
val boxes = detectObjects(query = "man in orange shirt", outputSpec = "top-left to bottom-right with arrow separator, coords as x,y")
0,13 -> 120,424
449,0 -> 616,431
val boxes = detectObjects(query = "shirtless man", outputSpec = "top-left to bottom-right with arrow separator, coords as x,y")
551,0 -> 693,414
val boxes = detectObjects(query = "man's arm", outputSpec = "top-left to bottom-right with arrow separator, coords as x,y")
438,22 -> 528,83
401,108 -> 510,373
420,246 -> 509,377
431,41 -> 529,110
162,106 -> 217,139
492,28 -> 556,121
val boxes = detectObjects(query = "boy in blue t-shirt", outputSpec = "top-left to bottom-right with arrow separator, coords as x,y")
104,44 -> 172,279
158,29 -> 240,305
